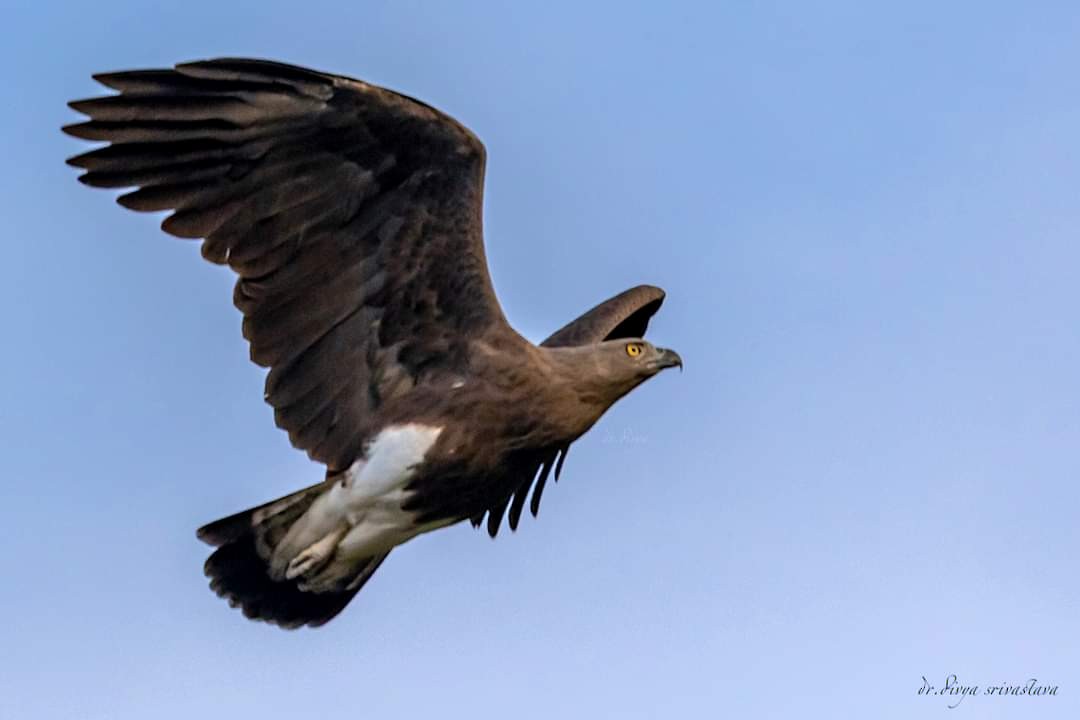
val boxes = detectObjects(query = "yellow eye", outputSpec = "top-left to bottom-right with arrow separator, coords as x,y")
625,343 -> 642,357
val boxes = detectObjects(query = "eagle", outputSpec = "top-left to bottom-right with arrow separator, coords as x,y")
64,58 -> 682,629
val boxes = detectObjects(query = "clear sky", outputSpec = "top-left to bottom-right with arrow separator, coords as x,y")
4,2 -> 1078,718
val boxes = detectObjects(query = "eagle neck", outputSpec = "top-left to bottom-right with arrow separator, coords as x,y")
534,345 -> 622,440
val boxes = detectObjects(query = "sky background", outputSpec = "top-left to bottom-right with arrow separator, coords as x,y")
3,1 -> 1079,718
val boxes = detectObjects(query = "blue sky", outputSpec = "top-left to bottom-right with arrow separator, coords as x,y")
4,1 -> 1079,718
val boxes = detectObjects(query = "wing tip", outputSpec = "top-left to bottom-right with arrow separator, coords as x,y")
114,190 -> 142,211
63,150 -> 88,168
61,121 -> 104,141
90,71 -> 126,89
632,283 -> 666,303
195,525 -> 218,547
66,97 -> 104,116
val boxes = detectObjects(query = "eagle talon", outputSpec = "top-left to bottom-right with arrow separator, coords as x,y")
284,525 -> 348,581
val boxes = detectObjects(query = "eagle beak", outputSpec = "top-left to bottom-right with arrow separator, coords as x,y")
654,347 -> 683,372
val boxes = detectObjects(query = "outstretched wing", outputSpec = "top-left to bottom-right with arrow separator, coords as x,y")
65,58 -> 511,471
472,284 -> 667,536
541,284 -> 665,348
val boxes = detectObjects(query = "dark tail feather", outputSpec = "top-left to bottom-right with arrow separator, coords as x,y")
197,482 -> 326,547
204,536 -> 388,629
197,482 -> 389,629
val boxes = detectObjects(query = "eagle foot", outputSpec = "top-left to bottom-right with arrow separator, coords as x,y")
284,525 -> 348,581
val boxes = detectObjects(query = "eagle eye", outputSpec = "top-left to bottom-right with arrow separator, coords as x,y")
625,343 -> 643,358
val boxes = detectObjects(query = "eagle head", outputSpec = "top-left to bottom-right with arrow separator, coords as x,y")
587,339 -> 683,399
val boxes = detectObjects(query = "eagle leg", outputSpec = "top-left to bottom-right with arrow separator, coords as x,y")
285,523 -> 349,581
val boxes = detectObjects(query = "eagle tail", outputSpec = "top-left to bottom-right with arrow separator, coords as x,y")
196,482 -> 388,629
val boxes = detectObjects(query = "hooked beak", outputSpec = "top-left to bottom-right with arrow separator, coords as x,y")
653,347 -> 683,372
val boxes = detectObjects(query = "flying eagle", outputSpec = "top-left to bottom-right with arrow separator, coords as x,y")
64,58 -> 682,629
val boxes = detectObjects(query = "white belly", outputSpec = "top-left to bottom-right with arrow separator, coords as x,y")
269,423 -> 444,582
334,422 -> 445,546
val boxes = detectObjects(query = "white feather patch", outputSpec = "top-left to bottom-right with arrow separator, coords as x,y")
339,423 -> 443,522
271,423 -> 443,579
330,423 -> 444,559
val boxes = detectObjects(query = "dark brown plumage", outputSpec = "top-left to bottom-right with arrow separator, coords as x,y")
65,58 -> 681,629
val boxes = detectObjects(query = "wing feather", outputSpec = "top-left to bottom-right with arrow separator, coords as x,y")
541,285 -> 665,348
65,58 -> 508,470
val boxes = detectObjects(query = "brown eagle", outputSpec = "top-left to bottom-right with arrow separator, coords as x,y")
64,58 -> 682,629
